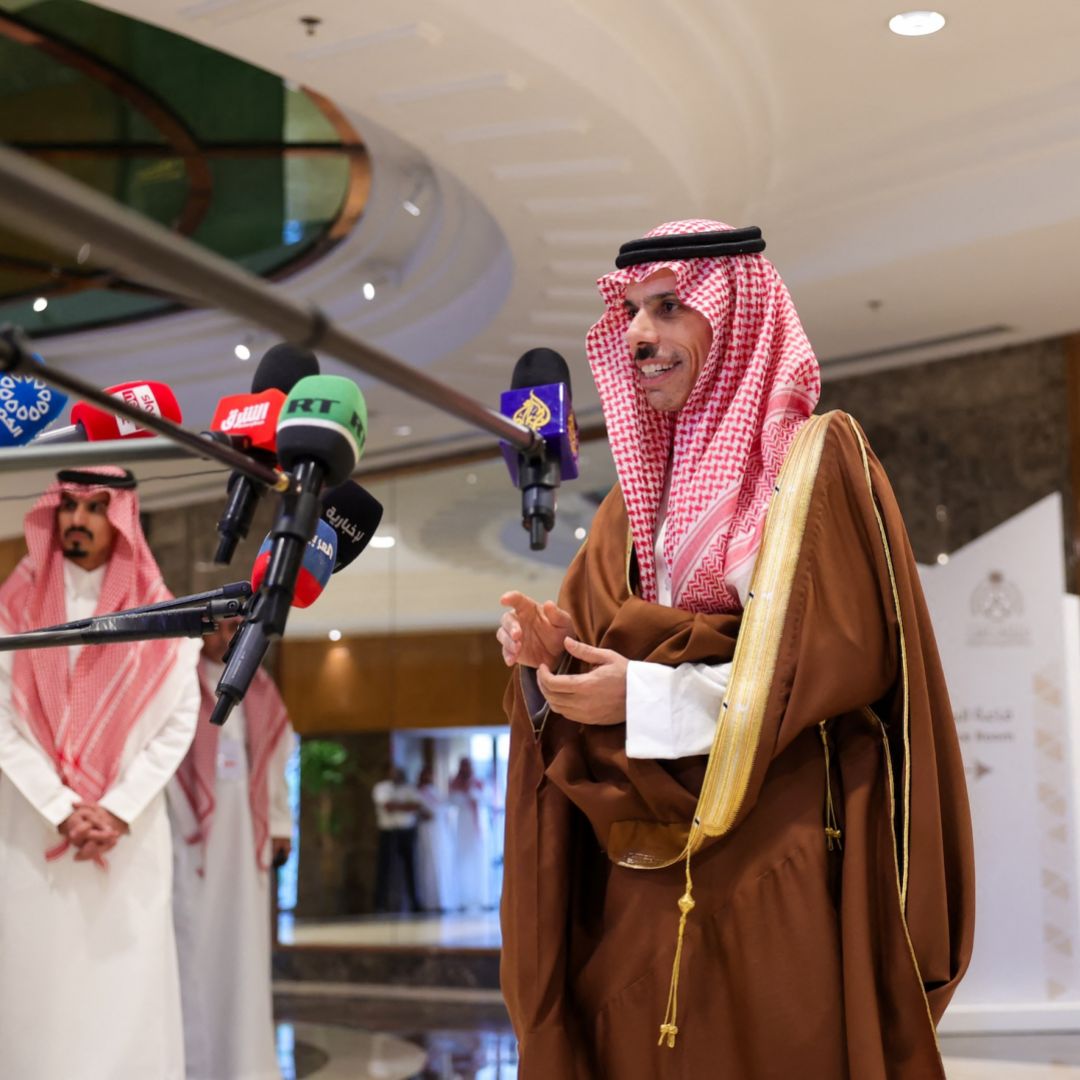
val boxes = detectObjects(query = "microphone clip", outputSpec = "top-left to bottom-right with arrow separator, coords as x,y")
518,446 -> 560,551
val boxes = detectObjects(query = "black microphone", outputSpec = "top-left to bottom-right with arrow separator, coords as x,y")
213,343 -> 319,565
500,348 -> 580,550
320,481 -> 384,572
210,374 -> 367,726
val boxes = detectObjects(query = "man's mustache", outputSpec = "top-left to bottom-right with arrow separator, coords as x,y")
63,527 -> 93,542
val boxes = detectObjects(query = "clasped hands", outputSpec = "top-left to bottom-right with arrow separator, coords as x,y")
58,803 -> 129,869
498,591 -> 627,726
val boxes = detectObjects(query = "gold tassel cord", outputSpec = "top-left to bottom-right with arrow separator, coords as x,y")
657,850 -> 696,1049
819,721 -> 842,851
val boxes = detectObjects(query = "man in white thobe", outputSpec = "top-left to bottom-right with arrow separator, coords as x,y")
0,466 -> 201,1080
448,756 -> 491,910
168,616 -> 294,1080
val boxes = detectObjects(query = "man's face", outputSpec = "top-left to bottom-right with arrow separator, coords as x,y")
56,491 -> 116,571
202,615 -> 243,663
623,270 -> 713,413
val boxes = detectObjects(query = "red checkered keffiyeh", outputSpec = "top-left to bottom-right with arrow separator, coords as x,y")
0,467 -> 180,857
174,660 -> 290,871
587,219 -> 821,613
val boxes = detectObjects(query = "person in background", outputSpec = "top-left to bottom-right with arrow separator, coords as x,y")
168,615 -> 295,1080
0,466 -> 201,1080
372,763 -> 423,913
449,756 -> 490,911
416,765 -> 457,912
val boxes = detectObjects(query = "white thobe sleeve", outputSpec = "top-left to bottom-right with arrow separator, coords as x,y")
624,660 -> 732,759
519,657 -> 731,760
268,727 -> 295,837
0,651 -> 81,827
98,652 -> 201,827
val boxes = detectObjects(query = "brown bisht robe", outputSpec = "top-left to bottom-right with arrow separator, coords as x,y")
500,411 -> 974,1080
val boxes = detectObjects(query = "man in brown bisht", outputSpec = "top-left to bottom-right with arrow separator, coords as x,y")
497,220 -> 974,1079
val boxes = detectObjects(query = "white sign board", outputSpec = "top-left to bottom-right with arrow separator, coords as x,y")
920,494 -> 1080,1032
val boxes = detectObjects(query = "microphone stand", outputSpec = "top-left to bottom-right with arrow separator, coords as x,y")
0,597 -> 247,651
32,582 -> 253,634
209,459 -> 325,726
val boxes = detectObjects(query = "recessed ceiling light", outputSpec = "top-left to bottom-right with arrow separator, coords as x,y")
889,10 -> 946,36
370,534 -> 396,549
362,282 -> 376,301
234,343 -> 251,360
328,629 -> 342,642
402,199 -> 421,217
32,297 -> 47,312
574,527 -> 587,540
393,424 -> 412,437
465,473 -> 478,485
936,552 -> 950,565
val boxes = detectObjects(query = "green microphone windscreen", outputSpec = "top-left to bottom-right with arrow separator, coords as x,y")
276,375 -> 367,485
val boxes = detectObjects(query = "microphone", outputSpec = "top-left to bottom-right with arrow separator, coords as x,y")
0,363 -> 68,446
250,518 -> 337,607
320,481 -> 384,572
205,388 -> 283,454
33,381 -> 181,444
499,348 -> 580,550
210,374 -> 366,726
213,343 -> 319,565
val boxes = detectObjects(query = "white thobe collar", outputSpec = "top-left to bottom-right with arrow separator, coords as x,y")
62,560 -> 106,607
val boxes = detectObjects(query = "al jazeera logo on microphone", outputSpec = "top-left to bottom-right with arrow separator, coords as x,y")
512,390 -> 580,452
513,390 -> 552,432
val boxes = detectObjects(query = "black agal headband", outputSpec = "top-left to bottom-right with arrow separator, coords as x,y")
614,226 -> 765,269
56,468 -> 137,490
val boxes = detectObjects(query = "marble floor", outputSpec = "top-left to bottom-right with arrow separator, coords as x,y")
279,910 -> 502,949
274,994 -> 1080,1079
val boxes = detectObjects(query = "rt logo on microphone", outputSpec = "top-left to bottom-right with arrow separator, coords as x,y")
284,396 -> 364,441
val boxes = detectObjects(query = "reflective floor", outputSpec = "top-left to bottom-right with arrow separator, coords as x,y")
279,910 -> 502,949
274,1006 -> 1080,1078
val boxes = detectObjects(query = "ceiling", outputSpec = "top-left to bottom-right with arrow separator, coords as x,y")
1,0 -> 1078,634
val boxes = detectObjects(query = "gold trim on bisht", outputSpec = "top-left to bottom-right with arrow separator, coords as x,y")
846,415 -> 912,909
690,411 -> 831,847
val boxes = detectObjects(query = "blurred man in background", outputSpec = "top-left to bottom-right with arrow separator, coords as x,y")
372,762 -> 423,913
168,616 -> 295,1080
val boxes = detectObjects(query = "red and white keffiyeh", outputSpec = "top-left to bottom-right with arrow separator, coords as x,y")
0,467 -> 181,854
587,219 -> 821,613
173,660 -> 290,871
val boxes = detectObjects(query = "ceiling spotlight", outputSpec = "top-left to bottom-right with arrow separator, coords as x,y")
234,343 -> 251,361
32,297 -> 47,313
465,472 -> 478,485
936,552 -> 950,566
328,629 -> 342,642
574,527 -> 587,540
370,534 -> 396,549
393,424 -> 412,437
362,282 -> 376,301
402,199 -> 421,217
888,11 -> 946,36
